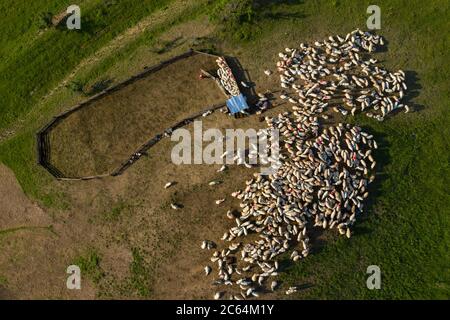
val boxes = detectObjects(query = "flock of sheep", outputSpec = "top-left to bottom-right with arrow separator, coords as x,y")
199,30 -> 409,300
274,29 -> 409,120
217,56 -> 241,97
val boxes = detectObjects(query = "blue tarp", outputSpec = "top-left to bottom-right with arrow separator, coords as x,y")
226,94 -> 249,114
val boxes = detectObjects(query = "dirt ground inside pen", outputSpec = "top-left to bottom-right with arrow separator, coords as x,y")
48,53 -> 226,178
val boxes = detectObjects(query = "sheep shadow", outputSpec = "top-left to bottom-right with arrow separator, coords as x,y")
403,70 -> 424,112
85,78 -> 114,96
376,34 -> 389,53
152,37 -> 186,55
354,127 -> 392,228
259,0 -> 307,16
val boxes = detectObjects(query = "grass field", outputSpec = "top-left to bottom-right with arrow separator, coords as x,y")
0,0 -> 448,299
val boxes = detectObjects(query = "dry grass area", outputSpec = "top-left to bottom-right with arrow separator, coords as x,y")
0,164 -> 97,299
48,53 -> 226,178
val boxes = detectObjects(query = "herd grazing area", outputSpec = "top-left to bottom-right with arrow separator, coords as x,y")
0,0 -> 448,300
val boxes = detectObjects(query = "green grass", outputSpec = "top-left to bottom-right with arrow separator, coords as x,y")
0,275 -> 8,286
73,249 -> 105,285
0,0 -> 175,130
0,0 -> 448,299
0,128 -> 68,207
0,0 -> 74,60
100,200 -> 134,222
208,0 -> 258,41
128,248 -> 152,297
74,1 -> 208,87
94,247 -> 154,299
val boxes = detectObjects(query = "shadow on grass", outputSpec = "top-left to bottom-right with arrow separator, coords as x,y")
152,37 -> 186,55
403,70 -> 424,112
262,10 -> 307,20
86,78 -> 114,96
256,0 -> 307,20
191,37 -> 220,56
376,35 -> 389,53
225,56 -> 258,105
354,127 -> 392,228
226,55 -> 286,116
226,55 -> 294,115
55,13 -> 107,37
67,78 -> 115,96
